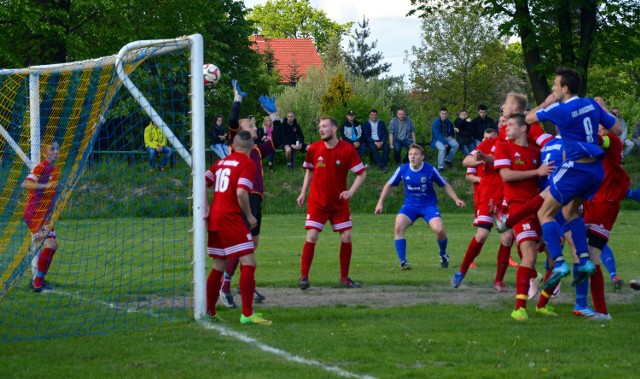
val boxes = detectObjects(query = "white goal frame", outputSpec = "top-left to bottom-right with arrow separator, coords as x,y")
0,34 -> 208,320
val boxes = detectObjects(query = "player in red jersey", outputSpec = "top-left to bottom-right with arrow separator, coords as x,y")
494,114 -> 555,320
464,128 -> 497,269
580,125 -> 630,320
218,80 -> 286,308
205,131 -> 271,325
296,116 -> 367,290
23,141 -> 61,292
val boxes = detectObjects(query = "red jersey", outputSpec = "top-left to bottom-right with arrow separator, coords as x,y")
473,137 -> 503,202
494,140 -> 541,204
303,139 -> 365,211
205,152 -> 257,232
591,134 -> 629,202
466,163 -> 484,206
23,159 -> 59,231
498,122 -> 552,148
229,127 -> 275,197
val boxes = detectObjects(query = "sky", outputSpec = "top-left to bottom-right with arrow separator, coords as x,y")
242,0 -> 424,79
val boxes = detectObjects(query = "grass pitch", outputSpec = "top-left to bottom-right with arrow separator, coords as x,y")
2,212 -> 640,378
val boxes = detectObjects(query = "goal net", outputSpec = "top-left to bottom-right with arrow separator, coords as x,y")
0,35 -> 207,340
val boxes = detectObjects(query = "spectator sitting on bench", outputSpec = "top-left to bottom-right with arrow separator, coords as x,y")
430,107 -> 459,170
283,111 -> 308,170
341,110 -> 366,158
363,109 -> 390,172
209,115 -> 229,159
144,121 -> 173,172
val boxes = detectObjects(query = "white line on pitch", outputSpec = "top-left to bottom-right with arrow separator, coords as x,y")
50,289 -> 375,378
199,319 -> 376,379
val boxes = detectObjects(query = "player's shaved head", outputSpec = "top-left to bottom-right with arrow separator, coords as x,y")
233,130 -> 254,152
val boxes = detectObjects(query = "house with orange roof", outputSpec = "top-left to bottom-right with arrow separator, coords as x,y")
249,35 -> 324,85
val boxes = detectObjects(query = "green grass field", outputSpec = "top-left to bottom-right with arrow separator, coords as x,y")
2,211 -> 640,378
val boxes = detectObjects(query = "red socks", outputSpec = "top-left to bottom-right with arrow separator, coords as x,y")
33,248 -> 56,288
300,241 -> 316,278
240,265 -> 256,317
460,237 -> 484,275
206,268 -> 224,315
591,264 -> 608,315
515,266 -> 535,310
495,244 -> 511,282
339,242 -> 352,281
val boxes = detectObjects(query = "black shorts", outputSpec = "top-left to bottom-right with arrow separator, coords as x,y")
242,193 -> 263,236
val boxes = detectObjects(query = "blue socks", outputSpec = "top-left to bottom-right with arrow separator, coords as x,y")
574,264 -> 589,307
438,238 -> 448,257
395,239 -> 407,263
541,221 -> 564,266
567,217 -> 590,264
600,244 -> 617,280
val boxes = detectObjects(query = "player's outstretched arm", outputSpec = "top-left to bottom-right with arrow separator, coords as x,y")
375,182 -> 393,214
443,182 -> 465,208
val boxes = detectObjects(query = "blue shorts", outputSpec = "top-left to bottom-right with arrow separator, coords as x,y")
549,160 -> 604,205
399,203 -> 441,224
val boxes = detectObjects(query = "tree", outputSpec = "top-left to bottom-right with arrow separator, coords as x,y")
409,0 -> 640,103
343,16 -> 391,79
408,8 -> 527,117
247,0 -> 351,55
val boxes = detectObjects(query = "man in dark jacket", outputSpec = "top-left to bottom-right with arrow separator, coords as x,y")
454,110 -> 475,157
471,104 -> 494,147
340,110 -> 366,158
430,107 -> 459,170
363,109 -> 390,172
283,111 -> 308,170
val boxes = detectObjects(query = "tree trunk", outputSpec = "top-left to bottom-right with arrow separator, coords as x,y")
577,0 -> 598,96
514,0 -> 550,105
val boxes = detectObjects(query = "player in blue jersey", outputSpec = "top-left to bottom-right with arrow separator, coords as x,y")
375,144 -> 466,270
525,67 -> 621,290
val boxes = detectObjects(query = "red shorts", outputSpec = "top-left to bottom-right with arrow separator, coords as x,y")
513,214 -> 541,247
473,197 -> 497,227
207,229 -> 254,258
24,217 -> 56,240
305,204 -> 352,232
584,201 -> 620,241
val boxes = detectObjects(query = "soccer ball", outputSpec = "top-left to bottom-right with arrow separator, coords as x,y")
203,64 -> 221,86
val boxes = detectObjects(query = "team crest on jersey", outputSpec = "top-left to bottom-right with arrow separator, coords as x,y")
336,160 -> 341,166
421,177 -> 427,183
317,156 -> 325,167
405,176 -> 411,180
514,152 -> 524,165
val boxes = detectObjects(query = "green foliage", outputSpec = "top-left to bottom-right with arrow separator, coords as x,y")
409,8 -> 528,119
409,0 -> 640,102
321,73 -> 354,113
343,16 -> 391,79
247,0 -> 352,55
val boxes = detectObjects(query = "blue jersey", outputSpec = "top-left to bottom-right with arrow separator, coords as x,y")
536,97 -> 616,161
539,136 -> 564,190
388,162 -> 446,207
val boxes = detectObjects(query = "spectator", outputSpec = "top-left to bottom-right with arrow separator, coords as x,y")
454,109 -> 475,157
631,121 -> 640,151
209,115 -> 229,160
262,115 -> 275,171
250,114 -> 264,143
340,110 -> 366,158
283,111 -> 308,170
430,107 -> 459,170
389,109 -> 416,165
144,121 -> 173,172
363,109 -> 390,172
612,108 -> 634,158
471,104 -> 495,147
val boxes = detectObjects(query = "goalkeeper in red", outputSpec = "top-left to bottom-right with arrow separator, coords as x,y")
23,141 -> 61,292
205,131 -> 271,325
